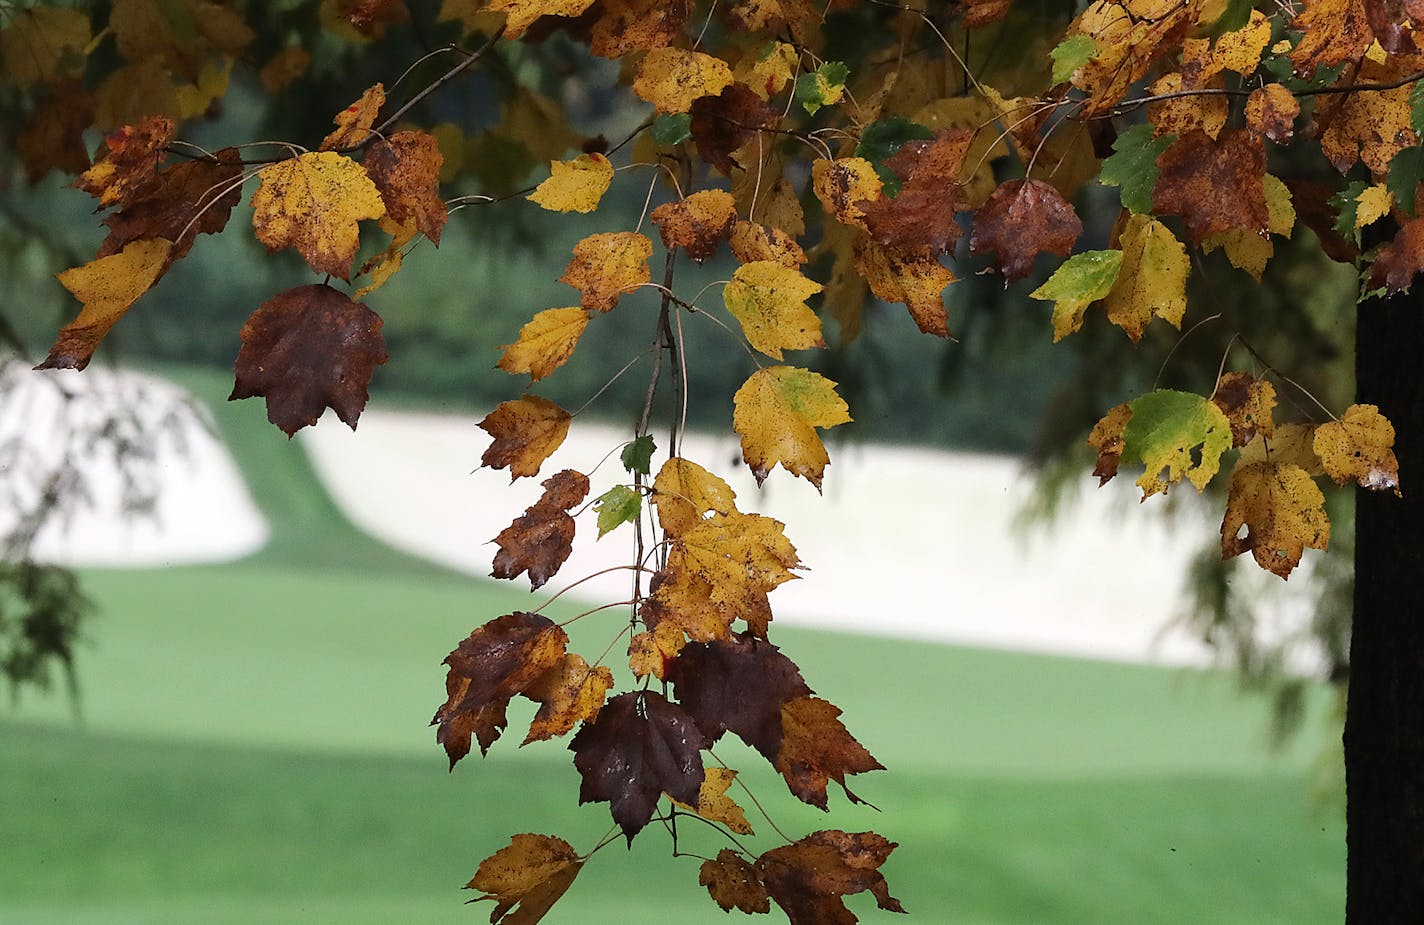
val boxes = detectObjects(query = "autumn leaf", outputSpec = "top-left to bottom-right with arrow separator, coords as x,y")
651,189 -> 737,262
795,60 -> 849,114
1122,389 -> 1234,498
1212,372 -> 1277,447
589,0 -> 690,57
970,179 -> 1083,282
434,612 -> 569,766
40,238 -> 174,371
730,220 -> 808,267
570,690 -> 709,842
855,239 -> 955,337
700,849 -> 771,914
628,621 -> 687,680
1367,216 -> 1424,293
776,695 -> 884,809
739,41 -> 798,100
671,511 -> 802,618
250,151 -> 386,279
668,632 -> 812,760
98,148 -> 243,260
641,565 -> 746,642
479,395 -> 572,480
1314,404 -> 1400,491
229,284 -> 389,436
812,157 -> 884,226
672,766 -> 754,835
1146,73 -> 1227,141
73,116 -> 176,209
1087,401 -> 1132,485
1221,462 -> 1330,579
0,6 -> 91,88
1029,249 -> 1123,342
320,83 -> 384,150
486,0 -> 597,40
363,130 -> 448,244
522,652 -> 614,744
1101,213 -> 1188,342
492,469 -> 590,589
1246,84 -> 1299,143
558,232 -> 653,312
466,833 -> 584,924
527,153 -> 614,214
1289,0 -> 1374,77
16,79 -> 94,183
733,366 -> 852,488
497,307 -> 591,382
633,47 -> 735,113
757,830 -> 904,925
724,261 -> 825,359
1153,129 -> 1269,244
338,0 -> 410,35
689,83 -> 779,175
652,457 -> 738,536
592,484 -> 641,537
856,129 -> 970,254
353,217 -> 418,300
1239,423 -> 1325,476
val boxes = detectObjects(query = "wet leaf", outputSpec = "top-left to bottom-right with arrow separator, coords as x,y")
1152,129 -> 1269,244
794,60 -> 848,114
487,0 -> 597,39
1099,123 -> 1173,215
621,435 -> 656,475
98,148 -> 243,260
855,240 -> 955,338
669,632 -> 812,758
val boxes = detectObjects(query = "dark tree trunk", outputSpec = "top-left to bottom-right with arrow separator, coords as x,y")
1346,294 -> 1424,923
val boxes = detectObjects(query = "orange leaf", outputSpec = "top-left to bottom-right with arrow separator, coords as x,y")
775,695 -> 884,809
486,0 -> 597,39
854,239 -> 954,338
478,395 -> 572,480
364,130 -> 448,244
73,116 -> 176,209
1086,401 -> 1132,485
465,833 -> 584,924
99,147 -> 243,260
40,238 -> 174,370
1245,84 -> 1299,143
589,0 -> 691,57
558,232 -> 653,312
319,83 -> 385,151
229,284 -> 389,436
651,189 -> 738,262
1289,0 -> 1373,77
1152,129 -> 1269,244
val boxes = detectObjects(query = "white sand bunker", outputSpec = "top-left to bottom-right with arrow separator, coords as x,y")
0,364 -> 267,567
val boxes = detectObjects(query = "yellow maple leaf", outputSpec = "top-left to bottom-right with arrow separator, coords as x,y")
478,395 -> 572,480
1102,213 -> 1187,341
1238,423 -> 1324,476
1313,403 -> 1400,492
42,238 -> 173,370
723,261 -> 824,359
628,621 -> 687,680
466,834 -> 585,923
558,231 -> 653,312
0,7 -> 91,88
353,216 -> 418,300
1221,461 -> 1330,579
738,41 -> 798,100
497,307 -> 591,382
732,366 -> 851,489
1356,184 -> 1394,231
1201,174 -> 1295,280
729,220 -> 807,268
1211,9 -> 1272,76
320,83 -> 385,151
522,653 -> 615,744
485,0 -> 597,39
674,511 -> 802,602
855,239 -> 954,338
527,153 -> 614,213
251,151 -> 386,280
672,767 -> 754,835
652,456 -> 739,537
632,46 -> 734,113
811,156 -> 882,226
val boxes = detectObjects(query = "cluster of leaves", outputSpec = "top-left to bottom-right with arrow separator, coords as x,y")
7,0 -> 1417,919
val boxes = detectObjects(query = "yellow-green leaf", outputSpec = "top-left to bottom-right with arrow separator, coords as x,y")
723,261 -> 824,359
732,366 -> 852,490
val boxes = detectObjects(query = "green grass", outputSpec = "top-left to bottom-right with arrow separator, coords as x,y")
0,367 -> 1347,922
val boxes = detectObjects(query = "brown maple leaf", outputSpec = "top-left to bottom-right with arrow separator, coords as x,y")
73,116 -> 176,208
569,690 -> 709,842
690,82 -> 779,175
757,830 -> 905,925
99,148 -> 243,260
970,179 -> 1082,282
229,284 -> 388,437
491,469 -> 590,590
1369,217 -> 1424,292
667,632 -> 812,759
775,695 -> 884,809
1152,129 -> 1269,244
433,612 -> 569,767
363,130 -> 448,245
700,849 -> 771,914
651,189 -> 737,262
857,134 -> 971,255
466,833 -> 585,925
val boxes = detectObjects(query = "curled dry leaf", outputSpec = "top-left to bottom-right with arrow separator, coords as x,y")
970,178 -> 1083,282
229,284 -> 389,436
99,147 -> 244,260
434,612 -> 569,766
700,849 -> 771,914
250,151 -> 386,279
522,652 -> 615,744
491,469 -> 590,590
1221,462 -> 1330,579
557,231 -> 653,312
319,83 -> 384,151
651,189 -> 738,262
364,130 -> 448,244
733,366 -> 852,488
757,830 -> 905,925
723,261 -> 825,359
1313,403 -> 1401,491
1212,371 -> 1277,447
1086,401 -> 1132,485
73,116 -> 175,208
527,153 -> 614,214
41,238 -> 174,370
633,46 -> 735,113
497,307 -> 591,382
479,395 -> 573,480
570,690 -> 709,842
466,833 -> 585,924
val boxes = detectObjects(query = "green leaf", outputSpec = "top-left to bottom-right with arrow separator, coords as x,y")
1330,180 -> 1370,241
794,61 -> 849,115
1099,124 -> 1174,215
621,435 -> 656,475
593,485 -> 642,537
652,113 -> 692,146
854,117 -> 935,197
1049,35 -> 1096,85
1387,144 -> 1424,217
1029,250 -> 1124,341
1411,80 -> 1424,136
1212,0 -> 1256,35
1123,390 -> 1233,496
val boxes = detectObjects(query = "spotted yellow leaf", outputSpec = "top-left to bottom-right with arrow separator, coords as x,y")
724,261 -> 824,359
41,238 -> 173,370
1221,461 -> 1330,579
1314,403 -> 1400,491
527,153 -> 614,213
732,366 -> 852,489
633,47 -> 734,113
251,151 -> 386,279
